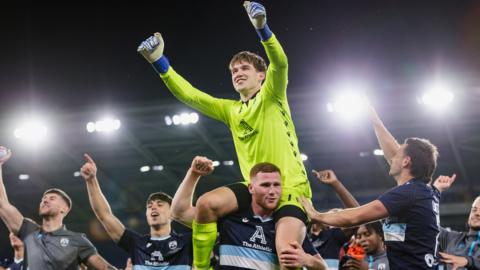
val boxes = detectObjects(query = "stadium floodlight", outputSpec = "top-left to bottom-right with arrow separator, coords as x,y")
140,166 -> 151,172
167,112 -> 199,126
419,81 -> 454,108
19,174 -> 30,180
86,122 -> 96,133
164,116 -> 173,126
152,165 -> 164,171
373,149 -> 384,156
86,117 -> 121,133
300,153 -> 308,161
222,160 -> 234,166
13,118 -> 48,144
326,92 -> 368,119
212,161 -> 220,167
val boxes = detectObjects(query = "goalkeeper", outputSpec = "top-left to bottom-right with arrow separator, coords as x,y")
138,2 -> 312,269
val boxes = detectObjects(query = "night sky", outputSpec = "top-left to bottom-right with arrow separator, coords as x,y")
2,0 -> 479,114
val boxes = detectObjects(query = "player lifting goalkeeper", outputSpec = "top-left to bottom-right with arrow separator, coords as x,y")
138,2 -> 313,269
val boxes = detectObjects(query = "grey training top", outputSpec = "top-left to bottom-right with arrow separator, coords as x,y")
365,251 -> 390,270
18,218 -> 97,270
438,228 -> 480,270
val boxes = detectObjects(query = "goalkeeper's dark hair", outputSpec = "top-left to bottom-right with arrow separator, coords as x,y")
229,51 -> 267,73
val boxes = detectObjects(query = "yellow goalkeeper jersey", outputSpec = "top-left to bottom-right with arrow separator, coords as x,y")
160,34 -> 310,195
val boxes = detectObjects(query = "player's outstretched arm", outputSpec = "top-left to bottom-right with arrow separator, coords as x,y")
0,147 -> 24,234
313,169 -> 359,208
244,1 -> 288,98
171,156 -> 214,227
80,154 -> 125,243
300,197 -> 388,228
367,104 -> 400,165
138,33 -> 230,123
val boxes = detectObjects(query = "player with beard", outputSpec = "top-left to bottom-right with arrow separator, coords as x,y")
79,154 -> 193,269
171,156 -> 326,269
437,195 -> 480,270
300,106 -> 455,270
0,146 -> 115,270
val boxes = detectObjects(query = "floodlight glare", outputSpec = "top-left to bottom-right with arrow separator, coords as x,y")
14,119 -> 48,144
73,171 -> 81,177
19,174 -> 30,180
152,165 -> 164,171
212,161 -> 220,167
172,115 -> 181,125
164,116 -> 173,126
167,112 -> 199,126
420,86 -> 454,107
373,149 -> 384,156
189,112 -> 199,124
86,122 -> 96,133
300,153 -> 308,161
327,93 -> 368,119
87,117 -> 121,133
140,166 -> 151,172
222,160 -> 234,166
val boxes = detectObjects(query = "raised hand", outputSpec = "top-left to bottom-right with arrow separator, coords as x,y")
299,196 -> 321,223
80,154 -> 97,181
243,1 -> 267,29
191,156 -> 214,176
137,32 -> 165,63
0,146 -> 12,165
433,174 -> 457,193
312,169 -> 339,185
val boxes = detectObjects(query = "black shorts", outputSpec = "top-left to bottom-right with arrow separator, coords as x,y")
225,182 -> 308,225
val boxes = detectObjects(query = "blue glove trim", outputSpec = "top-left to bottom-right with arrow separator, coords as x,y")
151,55 -> 170,74
256,24 -> 272,41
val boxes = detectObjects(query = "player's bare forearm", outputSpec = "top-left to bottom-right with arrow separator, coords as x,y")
171,168 -> 201,227
0,165 -> 24,234
368,106 -> 400,164
85,177 -> 125,242
311,201 -> 388,228
330,181 -> 359,208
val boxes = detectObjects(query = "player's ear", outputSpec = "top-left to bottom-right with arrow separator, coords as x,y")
258,71 -> 265,82
402,156 -> 412,168
248,183 -> 254,194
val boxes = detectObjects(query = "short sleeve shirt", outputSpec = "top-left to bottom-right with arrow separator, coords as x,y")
378,179 -> 440,270
17,218 -> 97,270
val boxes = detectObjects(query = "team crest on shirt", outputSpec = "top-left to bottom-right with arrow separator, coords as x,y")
424,254 -> 434,267
378,263 -> 386,270
60,237 -> 69,247
237,119 -> 258,141
146,242 -> 152,248
242,217 -> 249,223
168,240 -> 177,249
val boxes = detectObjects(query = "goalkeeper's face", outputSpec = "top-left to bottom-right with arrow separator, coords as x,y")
230,60 -> 265,95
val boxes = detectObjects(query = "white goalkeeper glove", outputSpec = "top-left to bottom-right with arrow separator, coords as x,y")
137,33 -> 170,74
